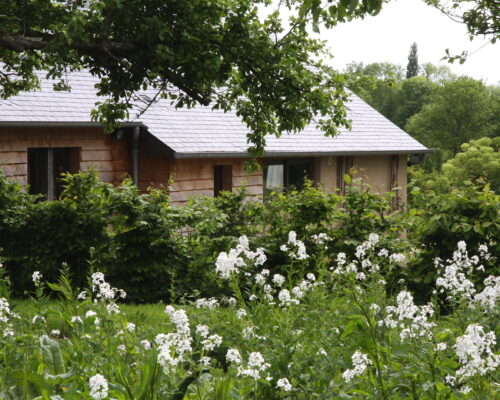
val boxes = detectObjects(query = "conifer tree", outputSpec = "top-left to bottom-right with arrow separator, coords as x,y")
406,43 -> 420,79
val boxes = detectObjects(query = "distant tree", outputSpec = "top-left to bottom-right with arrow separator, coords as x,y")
406,43 -> 420,79
406,77 -> 498,169
394,76 -> 435,128
344,61 -> 403,122
422,63 -> 457,83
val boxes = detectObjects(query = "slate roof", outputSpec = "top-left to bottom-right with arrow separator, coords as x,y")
0,71 -> 430,158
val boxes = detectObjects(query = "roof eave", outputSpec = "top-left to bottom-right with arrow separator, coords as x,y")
172,149 -> 434,159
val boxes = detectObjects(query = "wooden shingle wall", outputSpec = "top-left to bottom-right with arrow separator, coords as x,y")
167,158 -> 263,205
0,127 -> 131,186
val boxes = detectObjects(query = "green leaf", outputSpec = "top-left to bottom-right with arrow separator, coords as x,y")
40,335 -> 66,376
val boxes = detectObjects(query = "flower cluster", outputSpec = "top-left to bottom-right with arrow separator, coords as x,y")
311,233 -> 330,248
0,297 -> 15,337
32,271 -> 42,287
155,306 -> 193,372
472,275 -> 500,311
332,234 -> 404,279
342,350 -> 372,382
435,242 -> 477,301
276,377 -> 292,391
280,231 -> 308,260
237,351 -> 271,380
215,236 -> 266,279
195,297 -> 219,309
91,272 -> 126,301
453,324 -> 499,380
380,291 -> 435,341
89,374 -> 108,399
195,324 -> 223,352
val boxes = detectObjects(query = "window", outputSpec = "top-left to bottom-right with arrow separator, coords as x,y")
28,148 -> 80,200
264,159 -> 313,196
214,165 -> 232,197
336,156 -> 353,195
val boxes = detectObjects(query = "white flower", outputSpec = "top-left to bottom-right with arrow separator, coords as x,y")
200,356 -> 212,367
254,274 -> 266,285
140,339 -> 151,350
202,334 -> 223,351
368,233 -> 380,245
473,276 -> 500,311
378,248 -> 389,257
278,289 -> 291,306
306,273 -> 316,281
317,348 -> 328,356
292,286 -> 304,298
276,377 -> 292,392
311,233 -> 330,246
226,348 -> 242,364
272,274 -> 285,287
195,298 -> 219,309
381,291 -> 435,341
370,304 -> 380,315
106,303 -> 120,315
460,386 -> 472,394
236,308 -> 247,319
436,342 -> 447,351
454,324 -> 499,380
196,324 -> 210,338
281,231 -> 308,259
89,374 -> 108,399
342,350 -> 372,382
390,253 -> 405,264
237,352 -> 270,380
78,291 -> 87,300
356,272 -> 366,281
71,316 -> 82,324
32,271 -> 42,286
85,310 -> 97,318
50,329 -> 60,337
127,322 -> 135,332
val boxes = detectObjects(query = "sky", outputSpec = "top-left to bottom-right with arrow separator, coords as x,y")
315,0 -> 500,84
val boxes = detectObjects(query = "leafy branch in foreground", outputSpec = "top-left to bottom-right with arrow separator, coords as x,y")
0,0 -> 383,156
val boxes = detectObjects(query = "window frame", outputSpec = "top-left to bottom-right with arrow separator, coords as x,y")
263,158 -> 314,197
28,147 -> 81,200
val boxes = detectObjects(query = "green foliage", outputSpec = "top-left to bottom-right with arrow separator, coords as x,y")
406,77 -> 499,170
405,169 -> 499,301
406,42 -> 419,79
2,171 -> 110,295
2,234 -> 499,399
442,137 -> 500,192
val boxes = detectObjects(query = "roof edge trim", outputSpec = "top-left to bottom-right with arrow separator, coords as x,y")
172,149 -> 434,159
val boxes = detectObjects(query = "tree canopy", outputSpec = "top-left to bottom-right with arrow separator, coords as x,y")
0,0 -> 385,158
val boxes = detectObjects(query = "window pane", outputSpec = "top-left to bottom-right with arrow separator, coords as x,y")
28,148 -> 48,196
264,164 -> 284,194
214,165 -> 232,197
287,160 -> 313,189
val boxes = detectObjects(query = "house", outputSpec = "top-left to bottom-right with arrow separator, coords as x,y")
0,72 -> 430,205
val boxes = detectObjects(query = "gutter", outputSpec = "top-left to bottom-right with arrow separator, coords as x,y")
0,121 -> 145,128
171,149 -> 434,159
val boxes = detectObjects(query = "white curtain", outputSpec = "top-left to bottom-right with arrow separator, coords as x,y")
265,164 -> 284,191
